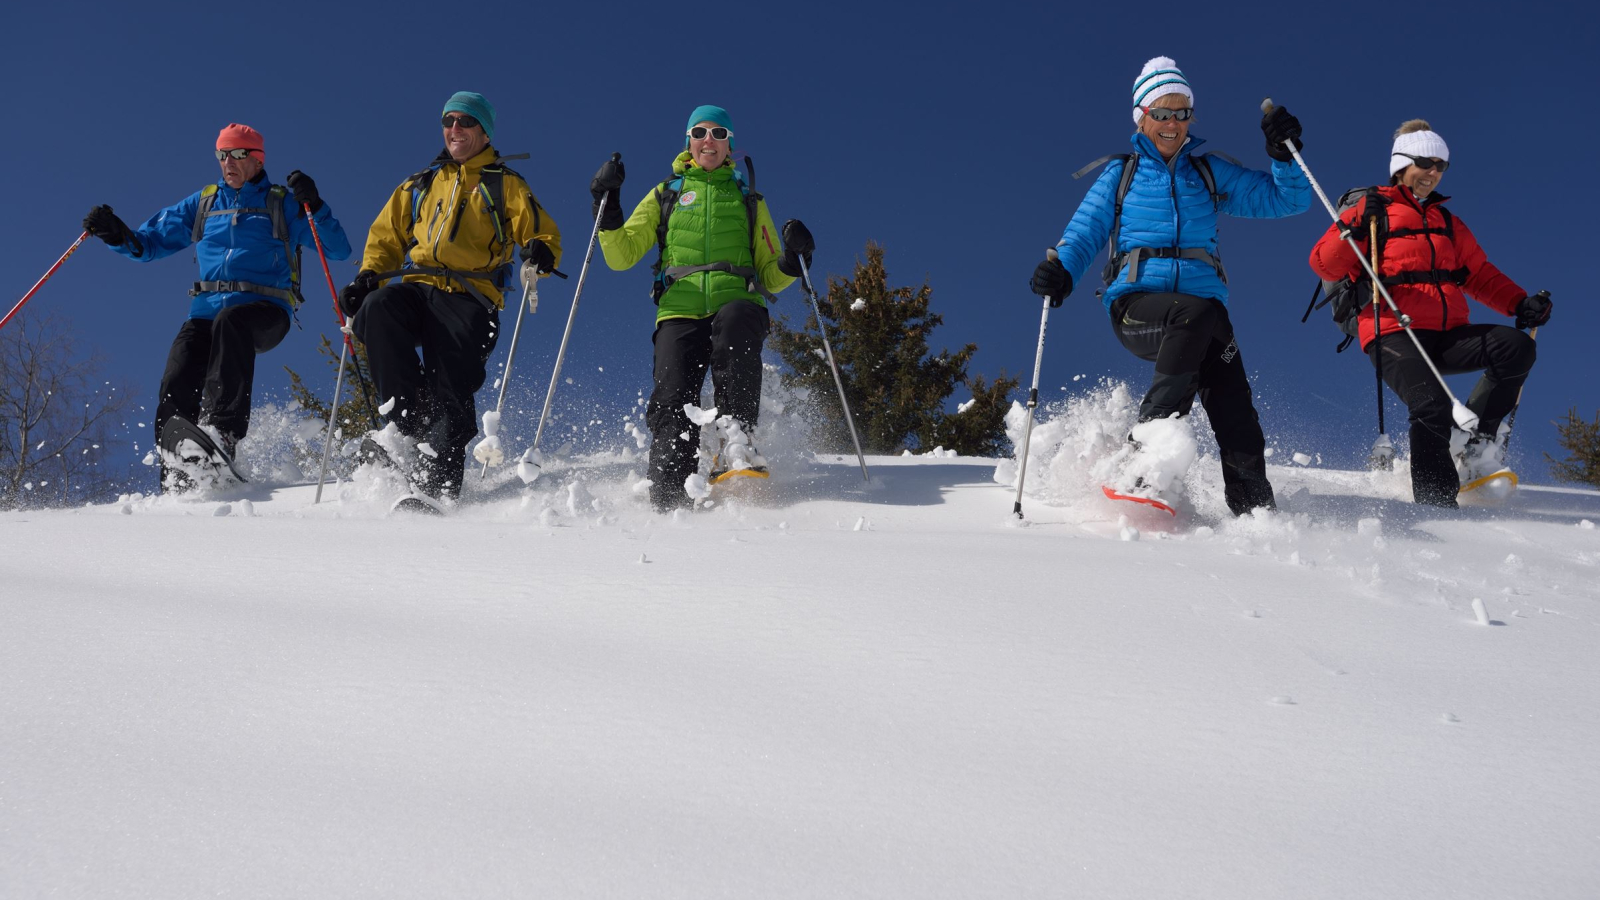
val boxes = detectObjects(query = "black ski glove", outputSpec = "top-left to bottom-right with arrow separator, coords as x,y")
83,204 -> 135,248
1514,290 -> 1552,329
339,270 -> 380,319
777,219 -> 815,278
286,170 -> 322,214
590,153 -> 625,231
523,239 -> 556,275
1030,256 -> 1072,308
1261,106 -> 1304,163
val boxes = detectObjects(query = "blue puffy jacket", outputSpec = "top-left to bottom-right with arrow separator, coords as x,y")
1055,133 -> 1310,314
112,171 -> 352,321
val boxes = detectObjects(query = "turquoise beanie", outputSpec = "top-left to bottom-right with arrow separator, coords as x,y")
443,91 -> 496,140
684,104 -> 735,150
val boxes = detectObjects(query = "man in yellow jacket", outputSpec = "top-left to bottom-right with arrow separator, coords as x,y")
340,91 -> 561,501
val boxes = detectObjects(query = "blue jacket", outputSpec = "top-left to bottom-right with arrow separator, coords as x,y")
112,171 -> 352,321
1055,133 -> 1310,313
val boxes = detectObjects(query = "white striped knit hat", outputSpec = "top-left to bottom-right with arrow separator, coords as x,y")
1390,129 -> 1450,177
1132,56 -> 1193,124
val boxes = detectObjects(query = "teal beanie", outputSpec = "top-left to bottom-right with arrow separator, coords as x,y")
684,104 -> 735,150
443,91 -> 496,140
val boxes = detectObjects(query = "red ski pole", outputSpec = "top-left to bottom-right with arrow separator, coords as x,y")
2,231 -> 89,331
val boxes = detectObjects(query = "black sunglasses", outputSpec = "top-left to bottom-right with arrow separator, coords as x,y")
214,148 -> 257,160
687,125 -> 732,141
1398,153 -> 1449,173
442,113 -> 481,130
1140,106 -> 1194,122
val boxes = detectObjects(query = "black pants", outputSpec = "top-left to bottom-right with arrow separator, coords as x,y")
155,300 -> 289,448
646,300 -> 769,508
1368,323 -> 1536,507
1111,292 -> 1273,515
351,283 -> 498,498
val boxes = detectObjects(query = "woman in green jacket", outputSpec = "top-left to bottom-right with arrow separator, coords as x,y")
591,105 -> 812,512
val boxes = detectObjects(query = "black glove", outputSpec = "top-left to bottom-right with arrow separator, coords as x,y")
524,239 -> 556,275
1261,106 -> 1304,163
339,270 -> 380,319
1514,291 -> 1552,329
1030,256 -> 1072,308
591,154 -> 625,231
83,204 -> 133,247
777,219 -> 815,278
286,170 -> 322,214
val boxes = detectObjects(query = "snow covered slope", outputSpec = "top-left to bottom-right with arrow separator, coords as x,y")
4,433 -> 1598,897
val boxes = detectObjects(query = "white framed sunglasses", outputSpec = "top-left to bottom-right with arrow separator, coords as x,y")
687,125 -> 732,141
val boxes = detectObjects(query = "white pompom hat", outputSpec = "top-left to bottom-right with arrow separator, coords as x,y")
1132,56 -> 1194,124
1391,129 -> 1450,177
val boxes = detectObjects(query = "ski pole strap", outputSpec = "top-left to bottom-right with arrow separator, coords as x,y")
1117,246 -> 1227,284
660,262 -> 779,303
191,280 -> 301,306
370,266 -> 498,312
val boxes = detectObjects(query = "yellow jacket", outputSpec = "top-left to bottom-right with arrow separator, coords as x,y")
360,146 -> 562,309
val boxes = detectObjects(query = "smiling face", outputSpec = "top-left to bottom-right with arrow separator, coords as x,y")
1397,159 -> 1446,200
688,121 -> 730,171
218,150 -> 264,189
1137,93 -> 1192,161
443,114 -> 489,163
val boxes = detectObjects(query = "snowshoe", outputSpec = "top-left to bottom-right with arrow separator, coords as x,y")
708,431 -> 769,485
390,493 -> 446,516
158,416 -> 247,491
1101,480 -> 1179,517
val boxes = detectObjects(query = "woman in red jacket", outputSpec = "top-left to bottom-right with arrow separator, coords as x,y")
1308,120 -> 1551,508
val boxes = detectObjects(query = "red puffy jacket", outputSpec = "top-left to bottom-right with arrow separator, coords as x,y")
1308,185 -> 1524,350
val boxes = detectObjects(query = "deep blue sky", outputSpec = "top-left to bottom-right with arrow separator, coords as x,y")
3,0 -> 1593,485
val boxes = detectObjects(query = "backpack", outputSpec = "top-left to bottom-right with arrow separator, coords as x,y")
189,182 -> 304,308
1071,151 -> 1231,289
1302,186 -> 1466,352
398,152 -> 535,298
649,156 -> 776,305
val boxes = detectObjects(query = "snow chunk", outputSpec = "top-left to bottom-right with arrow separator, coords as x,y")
1292,452 -> 1313,466
378,396 -> 397,415
850,298 -> 867,311
685,473 -> 711,501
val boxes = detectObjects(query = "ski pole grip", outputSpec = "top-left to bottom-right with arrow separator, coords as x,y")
1046,248 -> 1058,262
1261,97 -> 1275,115
611,152 -> 622,163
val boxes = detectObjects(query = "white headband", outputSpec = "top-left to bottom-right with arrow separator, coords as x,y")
1391,130 -> 1450,177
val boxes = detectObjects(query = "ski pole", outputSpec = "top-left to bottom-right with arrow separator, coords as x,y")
1263,98 -> 1478,432
305,204 -> 377,504
3,232 -> 89,332
796,253 -> 869,482
304,204 -> 379,429
1367,218 -> 1394,470
478,276 -> 538,478
1013,250 -> 1055,518
1499,320 -> 1541,454
531,154 -> 619,456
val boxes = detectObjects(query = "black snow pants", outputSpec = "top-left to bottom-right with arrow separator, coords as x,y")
1367,323 -> 1536,507
155,299 -> 290,450
646,299 -> 769,510
1111,291 -> 1274,515
351,282 -> 499,499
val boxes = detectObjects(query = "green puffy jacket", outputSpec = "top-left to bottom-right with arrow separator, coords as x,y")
598,151 -> 794,323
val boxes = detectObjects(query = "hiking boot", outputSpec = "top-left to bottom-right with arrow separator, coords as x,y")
1453,429 -> 1506,482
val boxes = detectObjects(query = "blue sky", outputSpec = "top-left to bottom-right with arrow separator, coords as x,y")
3,0 -> 1593,486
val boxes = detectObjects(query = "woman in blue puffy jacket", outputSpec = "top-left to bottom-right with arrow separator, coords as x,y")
1029,56 -> 1310,516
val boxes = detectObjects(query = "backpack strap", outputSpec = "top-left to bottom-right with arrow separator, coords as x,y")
188,183 -> 303,309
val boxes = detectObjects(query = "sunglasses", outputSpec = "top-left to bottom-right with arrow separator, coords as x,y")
214,148 -> 258,160
1140,106 -> 1194,122
687,125 -> 732,141
441,113 -> 481,130
1398,153 -> 1449,173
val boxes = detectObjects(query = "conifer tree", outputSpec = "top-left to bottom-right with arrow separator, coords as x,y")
1546,408 -> 1600,488
768,242 -> 1017,456
283,334 -> 382,442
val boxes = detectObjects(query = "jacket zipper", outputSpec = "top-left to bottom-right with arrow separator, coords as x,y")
703,171 -> 713,316
1420,194 -> 1447,329
1168,155 -> 1181,292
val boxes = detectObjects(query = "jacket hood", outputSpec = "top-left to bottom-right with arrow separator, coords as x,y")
1130,131 -> 1206,163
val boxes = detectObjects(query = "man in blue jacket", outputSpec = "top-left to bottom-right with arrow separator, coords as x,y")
1030,57 -> 1309,516
83,123 -> 350,488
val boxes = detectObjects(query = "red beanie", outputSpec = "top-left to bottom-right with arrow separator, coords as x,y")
216,123 -> 265,158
